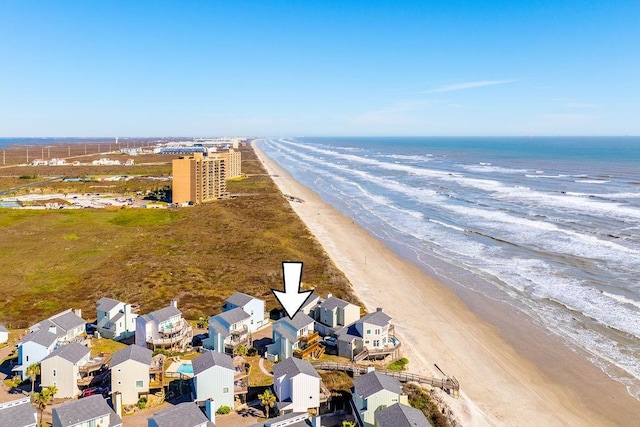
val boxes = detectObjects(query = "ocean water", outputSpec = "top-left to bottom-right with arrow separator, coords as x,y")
258,136 -> 640,399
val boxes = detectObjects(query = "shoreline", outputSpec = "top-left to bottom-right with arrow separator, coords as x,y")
253,140 -> 640,426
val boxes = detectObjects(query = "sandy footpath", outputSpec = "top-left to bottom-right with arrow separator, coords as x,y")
253,141 -> 640,426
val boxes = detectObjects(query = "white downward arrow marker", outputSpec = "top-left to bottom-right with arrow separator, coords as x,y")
272,261 -> 313,319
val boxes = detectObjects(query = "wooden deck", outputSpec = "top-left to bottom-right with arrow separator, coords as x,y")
312,361 -> 460,396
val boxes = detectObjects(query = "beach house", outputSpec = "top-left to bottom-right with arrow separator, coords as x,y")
310,294 -> 360,336
40,342 -> 91,398
135,301 -> 193,352
266,313 -> 318,361
0,397 -> 37,427
299,292 -> 321,316
12,329 -> 58,380
52,395 -> 122,427
223,292 -> 266,332
191,350 -> 236,412
203,308 -> 251,354
28,309 -> 86,344
272,357 -> 329,416
96,297 -> 138,341
147,401 -> 215,427
374,402 -> 429,427
110,345 -> 153,405
351,370 -> 406,427
0,324 -> 8,344
336,308 -> 400,362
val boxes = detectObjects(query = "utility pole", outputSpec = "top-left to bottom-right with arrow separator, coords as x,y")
68,146 -> 71,156
84,144 -> 87,155
26,147 -> 29,164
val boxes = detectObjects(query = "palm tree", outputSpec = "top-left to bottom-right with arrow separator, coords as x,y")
26,363 -> 40,394
258,388 -> 276,418
342,421 -> 357,427
33,385 -> 57,427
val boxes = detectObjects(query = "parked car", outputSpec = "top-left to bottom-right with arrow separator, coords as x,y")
80,387 -> 105,398
323,336 -> 338,347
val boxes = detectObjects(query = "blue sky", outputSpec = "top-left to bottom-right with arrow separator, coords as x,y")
1,1 -> 638,136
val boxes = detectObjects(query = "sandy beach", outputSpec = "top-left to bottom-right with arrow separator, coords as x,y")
253,141 -> 640,426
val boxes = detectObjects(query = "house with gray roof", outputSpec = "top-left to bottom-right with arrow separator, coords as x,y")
299,292 -> 321,316
135,300 -> 192,351
310,293 -> 360,336
272,357 -> 325,415
96,297 -> 138,341
111,345 -> 153,405
223,292 -> 266,332
374,402 -> 429,427
266,313 -> 316,361
336,308 -> 399,361
248,412 -> 319,427
203,307 -> 251,354
0,324 -> 8,344
52,394 -> 122,427
40,342 -> 91,398
12,329 -> 58,380
29,309 -> 85,344
0,397 -> 37,427
147,401 -> 214,427
351,370 -> 406,427
192,350 -> 235,412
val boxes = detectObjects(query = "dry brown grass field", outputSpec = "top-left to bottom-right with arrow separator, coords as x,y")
0,146 -> 358,327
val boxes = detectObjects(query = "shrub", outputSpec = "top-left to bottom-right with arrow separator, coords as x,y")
247,346 -> 258,356
216,405 -> 231,414
388,357 -> 409,371
137,397 -> 148,409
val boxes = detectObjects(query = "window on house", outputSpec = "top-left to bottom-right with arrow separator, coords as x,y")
373,340 -> 380,347
26,355 -> 29,362
53,369 -> 56,377
223,387 -> 229,393
366,329 -> 371,334
375,329 -> 380,334
136,380 -> 143,388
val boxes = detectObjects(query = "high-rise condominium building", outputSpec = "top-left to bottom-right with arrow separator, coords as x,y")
171,150 -> 242,205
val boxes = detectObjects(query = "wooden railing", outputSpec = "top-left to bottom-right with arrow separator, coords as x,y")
312,361 -> 460,395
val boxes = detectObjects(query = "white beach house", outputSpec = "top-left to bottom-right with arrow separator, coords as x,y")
28,309 -> 85,344
52,395 -> 122,427
12,329 -> 58,380
223,292 -> 266,332
310,294 -> 360,336
272,357 -> 322,416
96,297 -> 138,341
203,308 -> 251,354
336,308 -> 400,361
351,370 -> 406,427
266,313 -> 316,361
110,345 -> 153,405
191,350 -> 236,412
0,324 -> 8,344
135,301 -> 192,351
40,342 -> 91,398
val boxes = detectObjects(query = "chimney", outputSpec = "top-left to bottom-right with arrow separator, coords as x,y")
48,326 -> 57,335
74,309 -> 82,319
170,300 -> 178,309
367,366 -> 375,373
311,414 -> 321,427
327,293 -> 332,299
113,391 -> 122,418
376,307 -> 383,312
400,394 -> 409,405
205,398 -> 216,424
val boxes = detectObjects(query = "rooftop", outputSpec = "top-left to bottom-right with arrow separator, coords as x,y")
225,291 -> 257,308
272,356 -> 320,379
42,342 -> 90,364
0,397 -> 37,427
111,344 -> 152,368
375,403 -> 430,427
148,402 -> 214,427
353,370 -> 402,398
52,395 -> 121,427
192,350 -> 235,375
96,297 -> 123,313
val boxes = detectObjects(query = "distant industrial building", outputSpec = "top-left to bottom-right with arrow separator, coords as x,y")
171,149 -> 242,205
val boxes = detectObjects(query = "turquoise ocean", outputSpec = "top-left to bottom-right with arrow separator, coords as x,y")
258,137 -> 640,399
